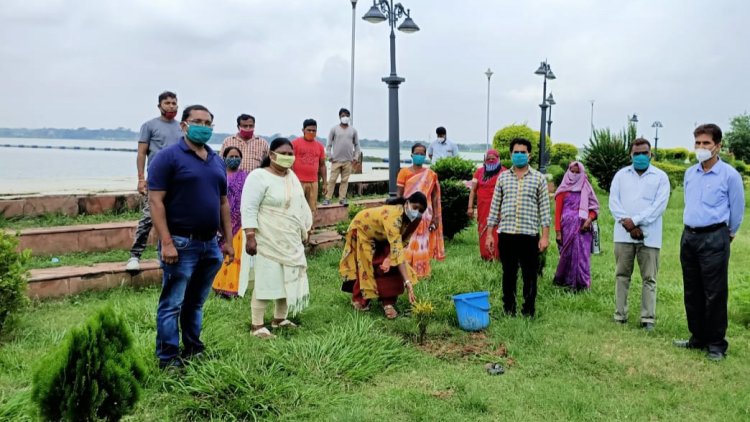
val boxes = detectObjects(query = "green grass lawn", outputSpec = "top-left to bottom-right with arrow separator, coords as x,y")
0,210 -> 143,230
27,247 -> 159,269
1,189 -> 749,421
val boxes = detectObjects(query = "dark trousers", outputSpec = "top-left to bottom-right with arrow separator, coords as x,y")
130,193 -> 152,259
499,233 -> 539,316
679,226 -> 731,354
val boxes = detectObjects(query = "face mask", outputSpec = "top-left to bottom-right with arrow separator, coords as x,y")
161,110 -> 177,120
340,116 -> 350,125
225,157 -> 241,170
272,153 -> 295,169
186,125 -> 213,144
485,162 -> 500,172
404,203 -> 422,222
439,137 -> 446,143
304,133 -> 316,141
511,152 -> 529,168
568,172 -> 582,182
239,129 -> 254,139
695,147 -> 714,163
412,154 -> 426,166
632,154 -> 650,170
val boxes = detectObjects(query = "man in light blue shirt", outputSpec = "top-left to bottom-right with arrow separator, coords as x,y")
674,123 -> 745,361
609,138 -> 670,331
427,126 -> 459,162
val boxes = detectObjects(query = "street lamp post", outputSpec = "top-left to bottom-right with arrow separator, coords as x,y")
546,92 -> 556,145
589,99 -> 595,141
629,113 -> 639,136
363,0 -> 420,196
652,121 -> 663,156
534,60 -> 556,173
349,0 -> 358,124
485,68 -> 493,151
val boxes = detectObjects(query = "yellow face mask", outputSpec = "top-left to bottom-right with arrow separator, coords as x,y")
272,153 -> 295,169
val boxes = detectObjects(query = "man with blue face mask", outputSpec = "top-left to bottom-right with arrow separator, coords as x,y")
485,138 -> 550,318
609,138 -> 670,332
147,105 -> 235,371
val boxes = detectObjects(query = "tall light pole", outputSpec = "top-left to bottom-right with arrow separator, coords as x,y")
485,68 -> 494,151
363,0 -> 419,196
652,121 -> 663,156
349,0 -> 358,124
534,60 -> 555,173
546,92 -> 556,143
629,113 -> 639,136
589,99 -> 595,141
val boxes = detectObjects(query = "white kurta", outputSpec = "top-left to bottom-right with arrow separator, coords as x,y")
240,168 -> 313,314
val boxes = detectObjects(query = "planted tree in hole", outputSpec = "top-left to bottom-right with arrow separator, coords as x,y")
32,306 -> 146,422
0,232 -> 29,335
412,300 -> 435,345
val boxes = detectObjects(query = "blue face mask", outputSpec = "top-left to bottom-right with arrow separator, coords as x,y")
633,154 -> 650,170
186,125 -> 213,144
412,154 -> 426,166
511,152 -> 529,168
225,157 -> 241,170
485,162 -> 500,172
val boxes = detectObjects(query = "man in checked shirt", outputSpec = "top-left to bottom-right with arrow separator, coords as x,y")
485,138 -> 551,317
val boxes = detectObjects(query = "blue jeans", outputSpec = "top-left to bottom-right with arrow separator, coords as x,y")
156,235 -> 223,363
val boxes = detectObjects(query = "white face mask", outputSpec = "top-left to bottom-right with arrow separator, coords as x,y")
695,147 -> 714,163
340,116 -> 350,125
404,202 -> 422,221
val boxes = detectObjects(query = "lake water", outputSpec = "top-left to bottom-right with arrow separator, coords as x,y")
0,138 -> 485,195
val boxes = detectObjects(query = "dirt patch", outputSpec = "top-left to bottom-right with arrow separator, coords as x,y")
416,332 -> 512,364
430,389 -> 455,400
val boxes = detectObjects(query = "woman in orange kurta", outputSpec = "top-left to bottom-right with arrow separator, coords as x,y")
396,143 -> 446,278
339,193 -> 427,319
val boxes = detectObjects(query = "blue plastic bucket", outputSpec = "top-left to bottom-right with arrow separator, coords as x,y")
452,291 -> 490,331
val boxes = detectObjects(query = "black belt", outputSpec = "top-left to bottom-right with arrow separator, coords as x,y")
170,229 -> 216,241
684,223 -> 726,234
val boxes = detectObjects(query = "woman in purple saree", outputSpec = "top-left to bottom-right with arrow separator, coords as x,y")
553,161 -> 600,291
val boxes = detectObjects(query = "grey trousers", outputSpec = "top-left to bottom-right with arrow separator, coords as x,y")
614,242 -> 660,324
130,193 -> 152,259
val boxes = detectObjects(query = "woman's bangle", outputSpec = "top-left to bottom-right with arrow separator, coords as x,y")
404,280 -> 412,288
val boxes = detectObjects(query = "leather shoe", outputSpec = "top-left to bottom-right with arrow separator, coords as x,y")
614,318 -> 627,324
706,351 -> 725,362
641,322 -> 655,332
673,339 -> 705,350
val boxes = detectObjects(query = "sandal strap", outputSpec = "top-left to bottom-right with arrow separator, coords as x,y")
252,327 -> 274,338
272,319 -> 298,328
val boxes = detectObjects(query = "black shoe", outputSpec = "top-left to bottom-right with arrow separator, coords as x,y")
641,322 -> 655,332
614,318 -> 627,325
339,199 -> 348,206
673,339 -> 705,350
159,358 -> 185,372
181,349 -> 205,362
706,351 -> 725,362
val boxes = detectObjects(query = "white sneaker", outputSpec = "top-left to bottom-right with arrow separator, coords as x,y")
125,257 -> 140,271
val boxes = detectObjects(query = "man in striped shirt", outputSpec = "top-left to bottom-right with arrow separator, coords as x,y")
485,138 -> 551,317
220,114 -> 269,172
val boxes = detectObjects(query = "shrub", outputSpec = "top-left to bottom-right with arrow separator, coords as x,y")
733,161 -> 747,175
660,147 -> 690,160
439,179 -> 471,240
551,143 -> 579,166
32,307 -> 146,422
582,128 -> 632,192
546,164 -> 566,188
725,113 -> 750,162
431,156 -> 476,182
652,161 -> 689,189
335,203 -> 365,236
492,124 -> 551,166
0,232 -> 29,334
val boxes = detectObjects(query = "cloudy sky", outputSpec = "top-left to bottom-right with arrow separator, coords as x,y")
1,0 -> 748,148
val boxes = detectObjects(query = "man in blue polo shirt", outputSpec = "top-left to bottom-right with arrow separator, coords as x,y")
148,104 -> 235,370
674,123 -> 744,362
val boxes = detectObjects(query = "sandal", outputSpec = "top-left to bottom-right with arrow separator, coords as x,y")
271,319 -> 298,329
352,301 -> 370,312
251,326 -> 275,339
383,305 -> 398,320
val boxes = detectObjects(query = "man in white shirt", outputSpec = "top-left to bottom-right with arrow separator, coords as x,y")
427,126 -> 459,162
608,138 -> 670,331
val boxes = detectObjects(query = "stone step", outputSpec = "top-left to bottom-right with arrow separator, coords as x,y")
27,230 -> 344,299
10,199 -> 382,256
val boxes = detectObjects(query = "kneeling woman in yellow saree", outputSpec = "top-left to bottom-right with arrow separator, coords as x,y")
339,192 -> 427,319
242,138 -> 313,339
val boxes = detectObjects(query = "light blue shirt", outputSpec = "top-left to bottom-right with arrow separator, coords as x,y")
427,139 -> 459,161
609,164 -> 671,249
683,158 -> 745,236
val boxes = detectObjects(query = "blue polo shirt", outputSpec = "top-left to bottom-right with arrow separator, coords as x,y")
148,138 -> 227,236
683,158 -> 745,236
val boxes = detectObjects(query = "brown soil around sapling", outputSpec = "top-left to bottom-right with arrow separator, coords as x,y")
415,332 -> 514,367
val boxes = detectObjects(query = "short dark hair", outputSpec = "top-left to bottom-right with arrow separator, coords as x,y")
509,138 -> 532,153
181,105 -> 214,123
236,114 -> 255,126
631,138 -> 651,151
411,143 -> 427,154
260,137 -> 293,168
339,108 -> 350,117
158,91 -> 177,104
222,146 -> 243,159
694,124 -> 722,144
385,191 -> 428,209
436,126 -> 447,136
303,118 -> 317,128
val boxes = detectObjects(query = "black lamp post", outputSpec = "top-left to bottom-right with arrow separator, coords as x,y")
629,113 -> 639,136
349,0 -> 358,124
363,0 -> 420,196
534,60 -> 555,173
546,92 -> 556,145
652,121 -> 663,155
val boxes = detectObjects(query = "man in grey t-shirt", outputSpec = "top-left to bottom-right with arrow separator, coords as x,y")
323,108 -> 360,206
126,91 -> 182,271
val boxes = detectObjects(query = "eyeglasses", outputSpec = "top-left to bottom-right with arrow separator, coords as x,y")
186,120 -> 214,128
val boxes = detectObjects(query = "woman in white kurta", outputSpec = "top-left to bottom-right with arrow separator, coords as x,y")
241,137 -> 313,339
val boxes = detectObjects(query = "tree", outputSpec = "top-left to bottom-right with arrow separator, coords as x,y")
550,143 -> 579,167
492,124 -> 552,167
725,113 -> 750,162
